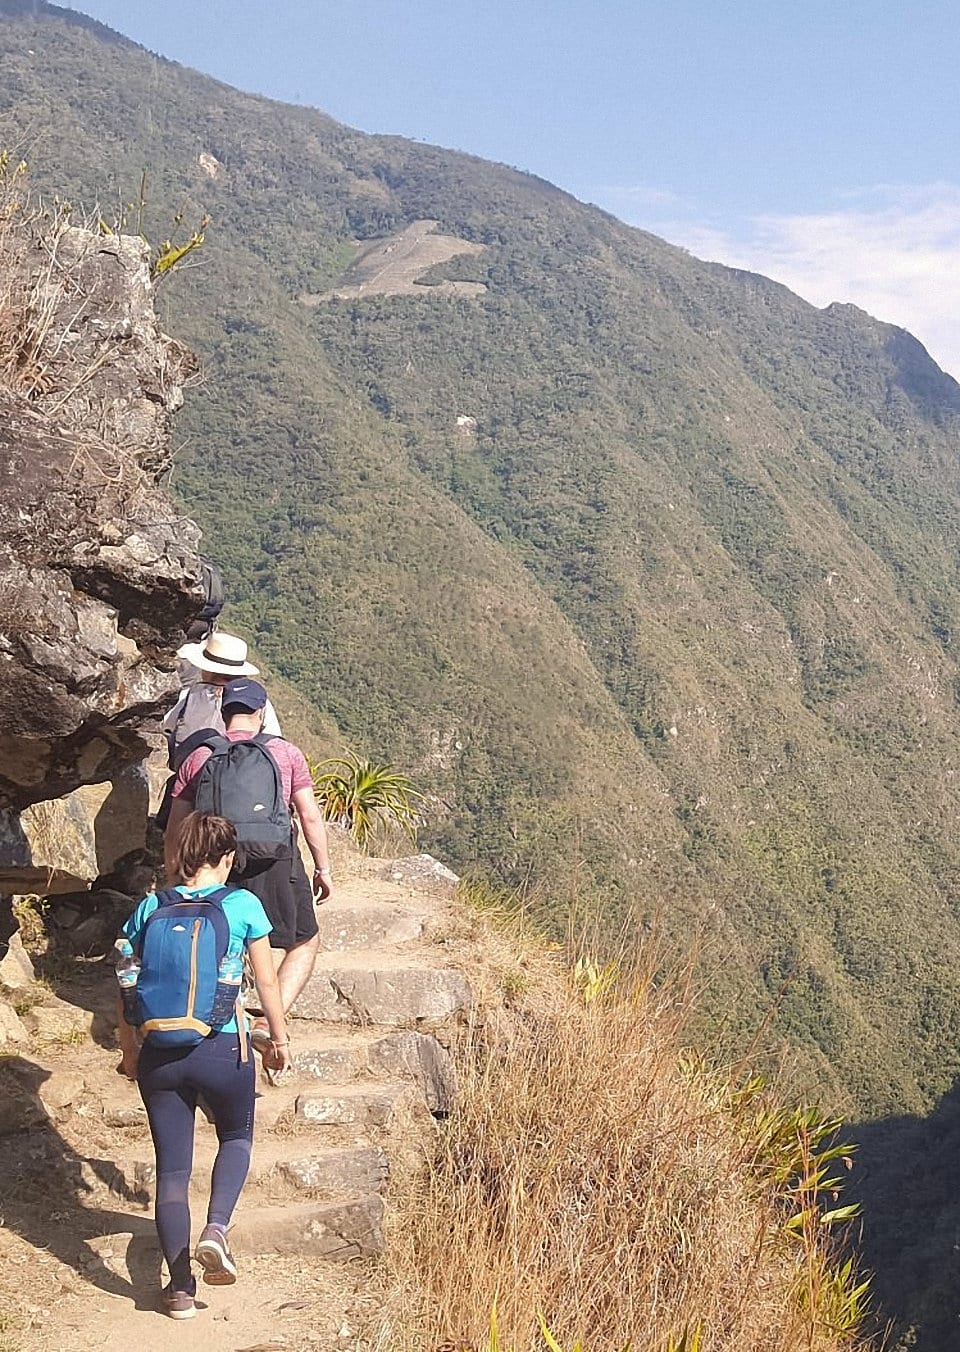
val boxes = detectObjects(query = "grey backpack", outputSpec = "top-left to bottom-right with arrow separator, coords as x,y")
172,685 -> 225,752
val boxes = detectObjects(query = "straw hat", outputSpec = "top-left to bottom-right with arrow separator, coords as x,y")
176,631 -> 260,677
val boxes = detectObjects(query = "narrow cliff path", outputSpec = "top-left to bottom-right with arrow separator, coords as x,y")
0,859 -> 482,1352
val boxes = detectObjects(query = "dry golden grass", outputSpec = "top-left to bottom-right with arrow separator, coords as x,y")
0,157 -> 192,490
380,937 -> 874,1352
0,157 -> 82,401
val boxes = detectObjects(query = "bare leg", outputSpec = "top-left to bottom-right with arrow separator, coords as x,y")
251,937 -> 319,1082
275,933 -> 320,1013
249,939 -> 317,1015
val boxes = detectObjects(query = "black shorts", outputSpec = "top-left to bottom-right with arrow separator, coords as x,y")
234,849 -> 318,951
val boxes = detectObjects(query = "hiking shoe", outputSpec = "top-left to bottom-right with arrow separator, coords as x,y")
195,1224 -> 238,1285
161,1282 -> 197,1320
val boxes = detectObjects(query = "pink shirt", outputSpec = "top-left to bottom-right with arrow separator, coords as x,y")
173,730 -> 312,806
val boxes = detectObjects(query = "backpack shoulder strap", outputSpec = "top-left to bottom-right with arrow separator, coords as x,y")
133,886 -> 185,955
150,885 -> 236,911
172,727 -> 222,772
200,885 -> 234,910
154,886 -> 187,908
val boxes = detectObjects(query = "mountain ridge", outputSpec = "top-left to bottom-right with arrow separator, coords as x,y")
5,1 -> 960,1132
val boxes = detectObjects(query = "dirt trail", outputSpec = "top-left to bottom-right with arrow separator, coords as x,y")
0,865 -> 472,1351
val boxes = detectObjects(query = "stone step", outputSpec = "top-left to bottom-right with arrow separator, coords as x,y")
287,1025 -> 382,1082
92,1140 -> 391,1204
251,1079 -> 373,1135
293,956 -> 471,1026
295,1081 -> 418,1128
315,898 -> 430,950
289,1038 -> 367,1083
285,1026 -> 456,1113
274,1144 -> 389,1196
231,1196 -> 385,1259
365,1028 -> 457,1115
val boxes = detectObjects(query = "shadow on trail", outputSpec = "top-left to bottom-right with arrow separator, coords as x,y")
91,766 -> 151,883
32,948 -> 130,1052
0,1055 -> 162,1312
850,1079 -> 960,1351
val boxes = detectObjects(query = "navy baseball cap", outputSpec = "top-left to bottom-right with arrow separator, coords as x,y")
221,678 -> 267,712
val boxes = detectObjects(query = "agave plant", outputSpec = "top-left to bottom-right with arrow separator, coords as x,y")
311,753 -> 423,851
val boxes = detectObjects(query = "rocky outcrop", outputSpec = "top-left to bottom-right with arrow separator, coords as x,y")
0,766 -> 152,894
376,853 -> 459,890
0,210 -> 202,903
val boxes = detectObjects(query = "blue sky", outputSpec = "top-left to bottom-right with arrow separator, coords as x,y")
62,0 -> 960,373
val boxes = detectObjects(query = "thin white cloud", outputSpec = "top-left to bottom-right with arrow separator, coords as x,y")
598,182 -> 960,379
592,183 -> 691,212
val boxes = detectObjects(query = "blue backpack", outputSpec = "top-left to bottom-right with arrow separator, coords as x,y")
127,886 -> 242,1047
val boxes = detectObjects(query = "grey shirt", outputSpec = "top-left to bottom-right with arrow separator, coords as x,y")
163,683 -> 282,754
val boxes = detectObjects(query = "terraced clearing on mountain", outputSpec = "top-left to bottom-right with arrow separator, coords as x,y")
301,219 -> 487,301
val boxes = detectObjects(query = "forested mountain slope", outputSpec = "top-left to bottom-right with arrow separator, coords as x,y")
5,1 -> 960,1119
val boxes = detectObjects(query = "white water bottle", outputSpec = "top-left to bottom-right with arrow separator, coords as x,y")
114,939 -> 141,989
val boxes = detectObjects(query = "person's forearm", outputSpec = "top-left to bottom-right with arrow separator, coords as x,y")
300,812 -> 331,872
163,836 -> 177,884
116,992 -> 139,1056
255,968 -> 288,1045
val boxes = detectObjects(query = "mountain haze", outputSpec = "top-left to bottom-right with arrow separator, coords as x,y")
6,2 -> 960,1130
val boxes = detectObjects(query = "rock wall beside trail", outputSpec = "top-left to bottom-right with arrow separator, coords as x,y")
0,218 -> 203,904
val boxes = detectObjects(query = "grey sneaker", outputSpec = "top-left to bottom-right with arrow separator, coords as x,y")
161,1282 -> 197,1320
195,1224 -> 238,1285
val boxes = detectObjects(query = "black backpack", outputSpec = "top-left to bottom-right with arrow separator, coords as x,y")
199,561 -> 225,627
193,734 -> 292,866
182,560 -> 226,643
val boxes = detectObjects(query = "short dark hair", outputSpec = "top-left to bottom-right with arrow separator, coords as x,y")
172,811 -> 237,880
223,702 -> 265,726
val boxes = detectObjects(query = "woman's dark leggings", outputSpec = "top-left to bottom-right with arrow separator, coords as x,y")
137,1031 -> 255,1289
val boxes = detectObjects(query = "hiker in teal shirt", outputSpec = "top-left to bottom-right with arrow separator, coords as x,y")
116,812 -> 290,1320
